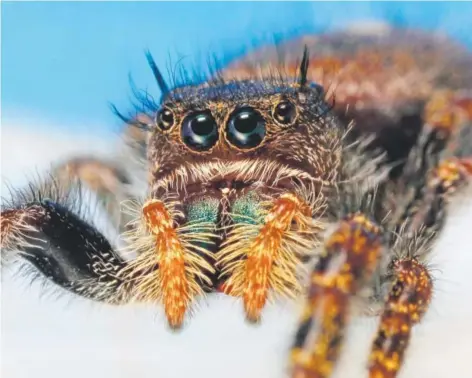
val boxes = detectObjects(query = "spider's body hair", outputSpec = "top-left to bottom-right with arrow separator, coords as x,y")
222,28 -> 472,181
151,159 -> 334,204
112,44 -> 327,133
146,78 -> 341,197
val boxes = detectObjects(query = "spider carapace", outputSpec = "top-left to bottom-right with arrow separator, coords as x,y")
1,27 -> 472,378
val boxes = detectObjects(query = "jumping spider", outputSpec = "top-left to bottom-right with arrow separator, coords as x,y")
2,27 -> 472,378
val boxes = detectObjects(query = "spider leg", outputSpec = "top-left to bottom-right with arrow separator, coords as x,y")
367,156 -> 472,378
423,90 -> 472,150
367,161 -> 471,378
367,92 -> 472,378
368,256 -> 432,378
369,233 -> 433,378
367,183 -> 441,378
52,156 -> 139,233
284,130 -> 392,378
1,179 -> 130,304
381,89 -> 472,235
290,212 -> 384,378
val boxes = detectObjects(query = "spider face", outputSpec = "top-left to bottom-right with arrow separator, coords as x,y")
149,80 -> 339,193
143,79 -> 342,292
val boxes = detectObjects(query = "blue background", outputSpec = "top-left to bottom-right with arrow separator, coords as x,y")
2,1 -> 472,133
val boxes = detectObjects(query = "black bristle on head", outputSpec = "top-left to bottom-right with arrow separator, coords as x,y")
109,103 -> 151,131
145,50 -> 170,97
298,45 -> 310,88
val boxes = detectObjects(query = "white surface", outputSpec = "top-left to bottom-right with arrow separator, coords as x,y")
1,123 -> 472,378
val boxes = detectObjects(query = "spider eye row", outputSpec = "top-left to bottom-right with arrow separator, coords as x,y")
155,100 -> 297,151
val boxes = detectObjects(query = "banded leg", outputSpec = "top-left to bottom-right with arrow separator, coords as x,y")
367,93 -> 472,378
368,155 -> 471,378
290,213 -> 383,378
368,257 -> 432,378
423,90 -> 472,145
1,192 -> 129,303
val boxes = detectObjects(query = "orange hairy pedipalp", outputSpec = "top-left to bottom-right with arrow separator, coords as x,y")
142,199 -> 189,329
243,193 -> 313,322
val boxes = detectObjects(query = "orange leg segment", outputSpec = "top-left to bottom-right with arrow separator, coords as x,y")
432,156 -> 472,194
424,90 -> 472,141
368,259 -> 433,378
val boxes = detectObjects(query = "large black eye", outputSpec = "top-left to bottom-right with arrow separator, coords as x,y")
181,110 -> 218,151
273,100 -> 297,125
156,107 -> 175,131
226,107 -> 265,149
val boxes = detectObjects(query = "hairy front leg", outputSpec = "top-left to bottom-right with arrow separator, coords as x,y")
1,181 -> 130,303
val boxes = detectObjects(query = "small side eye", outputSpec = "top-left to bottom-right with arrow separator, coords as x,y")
156,107 -> 175,131
273,100 -> 297,125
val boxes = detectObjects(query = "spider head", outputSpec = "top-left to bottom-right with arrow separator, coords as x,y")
149,77 -> 342,199
144,74 -> 342,286
124,50 -> 345,301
